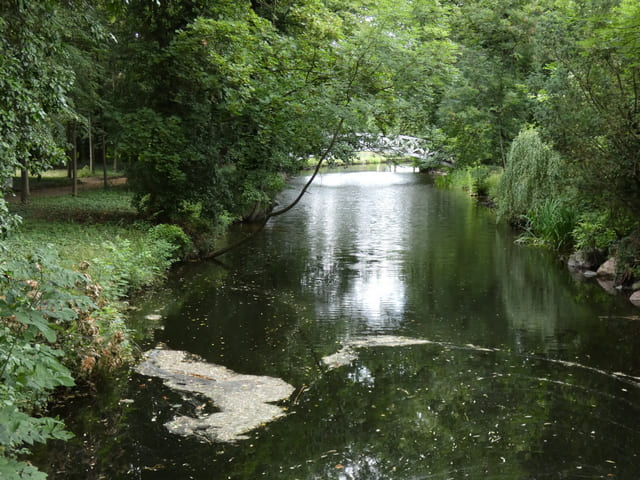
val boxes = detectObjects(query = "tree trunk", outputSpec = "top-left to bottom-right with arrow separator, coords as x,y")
88,115 -> 94,173
113,149 -> 118,172
71,123 -> 78,197
20,161 -> 29,204
102,136 -> 108,189
66,123 -> 73,178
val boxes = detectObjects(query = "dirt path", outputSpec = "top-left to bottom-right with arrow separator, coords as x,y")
5,176 -> 127,202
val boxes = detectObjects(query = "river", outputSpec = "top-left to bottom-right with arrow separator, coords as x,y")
37,167 -> 640,479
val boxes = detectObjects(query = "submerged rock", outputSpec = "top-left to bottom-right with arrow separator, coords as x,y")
135,349 -> 295,442
322,335 -> 435,370
597,278 -> 617,294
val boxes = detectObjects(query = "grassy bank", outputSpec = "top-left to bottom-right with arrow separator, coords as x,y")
1,184 -> 191,478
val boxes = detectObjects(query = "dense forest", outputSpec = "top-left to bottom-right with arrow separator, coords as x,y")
1,0 -> 640,477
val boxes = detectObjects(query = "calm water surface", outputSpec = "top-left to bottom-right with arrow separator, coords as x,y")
39,168 -> 640,479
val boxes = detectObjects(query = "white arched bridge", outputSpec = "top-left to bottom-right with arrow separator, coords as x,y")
354,133 -> 453,167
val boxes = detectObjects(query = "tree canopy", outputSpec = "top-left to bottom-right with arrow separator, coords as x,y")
1,0 -> 639,233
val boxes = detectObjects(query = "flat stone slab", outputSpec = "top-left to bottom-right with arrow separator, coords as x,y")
322,335 -> 435,369
135,349 -> 295,442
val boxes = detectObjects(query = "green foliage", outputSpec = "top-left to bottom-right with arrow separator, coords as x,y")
90,235 -> 175,300
436,165 -> 503,198
0,2 -> 72,177
0,246 -> 85,476
614,233 -> 640,284
531,0 -> 640,221
483,170 -> 503,199
0,454 -> 48,480
572,211 -> 619,253
496,128 -> 563,221
121,110 -> 190,221
517,198 -> 578,251
436,0 -> 537,167
10,187 -> 137,224
148,224 -> 194,260
0,201 -> 21,240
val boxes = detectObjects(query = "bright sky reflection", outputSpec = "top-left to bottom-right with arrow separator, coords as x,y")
294,169 -> 419,332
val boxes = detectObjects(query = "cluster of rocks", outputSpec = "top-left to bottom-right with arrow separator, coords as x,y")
568,252 -> 640,307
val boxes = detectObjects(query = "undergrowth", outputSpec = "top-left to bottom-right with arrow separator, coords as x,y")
1,187 -> 191,478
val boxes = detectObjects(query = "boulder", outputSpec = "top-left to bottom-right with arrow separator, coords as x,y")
597,257 -> 617,278
568,251 -> 593,271
630,291 -> 640,307
632,281 -> 640,291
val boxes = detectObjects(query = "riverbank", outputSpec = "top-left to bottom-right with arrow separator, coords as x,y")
435,164 -> 640,306
1,181 -> 192,477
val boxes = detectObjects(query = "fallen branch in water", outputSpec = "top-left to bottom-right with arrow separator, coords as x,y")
205,117 -> 344,260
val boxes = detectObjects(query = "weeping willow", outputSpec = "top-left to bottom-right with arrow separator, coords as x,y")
496,128 -> 564,222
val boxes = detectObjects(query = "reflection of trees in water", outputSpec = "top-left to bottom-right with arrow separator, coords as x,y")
497,246 -> 570,353
403,188 -> 512,344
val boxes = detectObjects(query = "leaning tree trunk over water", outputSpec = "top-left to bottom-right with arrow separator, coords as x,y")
205,118 -> 345,260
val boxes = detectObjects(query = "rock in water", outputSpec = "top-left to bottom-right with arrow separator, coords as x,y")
597,257 -> 617,278
135,349 -> 295,442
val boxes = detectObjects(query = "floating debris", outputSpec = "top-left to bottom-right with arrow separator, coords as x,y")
135,349 -> 295,442
322,335 -> 435,369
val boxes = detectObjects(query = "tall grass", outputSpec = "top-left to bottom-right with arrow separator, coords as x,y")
517,198 -> 577,251
435,165 -> 503,198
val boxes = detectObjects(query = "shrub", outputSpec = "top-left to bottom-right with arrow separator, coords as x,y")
149,223 -> 193,260
572,210 -> 618,253
613,232 -> 640,284
0,246 -> 85,477
436,165 -> 502,198
90,234 -> 175,299
482,170 -> 503,199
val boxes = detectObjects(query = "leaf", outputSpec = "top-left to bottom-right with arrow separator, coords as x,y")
0,456 -> 47,480
13,311 -> 56,343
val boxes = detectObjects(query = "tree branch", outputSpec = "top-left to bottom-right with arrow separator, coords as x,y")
204,117 -> 345,259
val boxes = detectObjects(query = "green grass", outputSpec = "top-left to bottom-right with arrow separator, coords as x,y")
6,186 -> 178,300
10,187 -> 137,223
